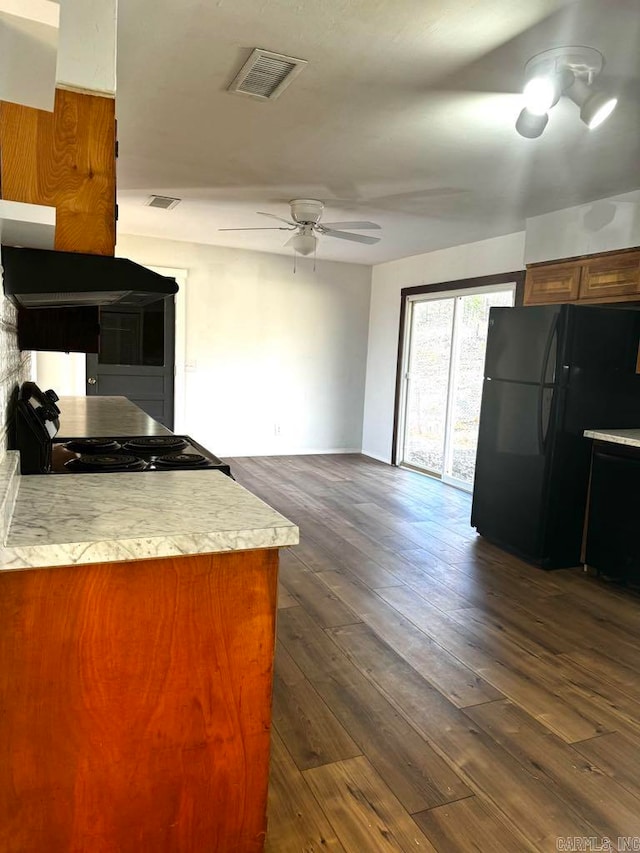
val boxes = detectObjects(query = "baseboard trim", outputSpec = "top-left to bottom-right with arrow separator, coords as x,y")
224,447 -> 363,458
360,451 -> 392,464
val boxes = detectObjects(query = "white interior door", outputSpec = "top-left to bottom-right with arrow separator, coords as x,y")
398,284 -> 515,490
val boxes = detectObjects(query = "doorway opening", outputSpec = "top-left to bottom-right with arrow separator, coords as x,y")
396,283 -> 516,491
85,265 -> 187,432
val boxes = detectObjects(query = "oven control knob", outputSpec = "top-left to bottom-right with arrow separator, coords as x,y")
44,389 -> 60,414
36,405 -> 58,422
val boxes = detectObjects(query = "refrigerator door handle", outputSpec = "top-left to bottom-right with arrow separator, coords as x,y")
537,385 -> 555,453
537,317 -> 559,452
540,316 -> 559,387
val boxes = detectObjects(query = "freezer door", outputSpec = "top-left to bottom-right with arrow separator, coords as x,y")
484,304 -> 564,384
568,305 -> 640,376
471,378 -> 556,561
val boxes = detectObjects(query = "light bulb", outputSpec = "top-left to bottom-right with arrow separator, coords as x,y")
584,95 -> 617,129
515,108 -> 549,139
291,233 -> 317,256
523,76 -> 558,115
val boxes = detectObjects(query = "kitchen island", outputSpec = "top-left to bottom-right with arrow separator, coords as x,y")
0,396 -> 298,853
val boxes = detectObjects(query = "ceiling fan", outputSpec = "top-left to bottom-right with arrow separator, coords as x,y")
219,199 -> 381,255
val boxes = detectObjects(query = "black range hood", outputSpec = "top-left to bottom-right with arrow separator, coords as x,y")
1,245 -> 178,308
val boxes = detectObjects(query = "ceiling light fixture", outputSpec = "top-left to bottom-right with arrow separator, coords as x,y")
515,47 -> 617,138
289,231 -> 317,256
563,76 -> 618,129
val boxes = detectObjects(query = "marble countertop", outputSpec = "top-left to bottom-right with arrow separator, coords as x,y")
584,428 -> 640,449
57,396 -> 171,437
0,396 -> 298,572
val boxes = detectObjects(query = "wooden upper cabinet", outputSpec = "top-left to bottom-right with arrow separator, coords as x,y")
0,89 -> 116,256
579,251 -> 640,300
524,249 -> 640,306
524,261 -> 581,304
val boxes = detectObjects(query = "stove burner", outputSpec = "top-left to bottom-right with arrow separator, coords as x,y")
121,436 -> 188,454
65,454 -> 147,473
154,452 -> 209,469
63,438 -> 122,454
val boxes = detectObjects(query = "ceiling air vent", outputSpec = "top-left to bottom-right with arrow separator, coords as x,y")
228,49 -> 308,101
145,195 -> 181,210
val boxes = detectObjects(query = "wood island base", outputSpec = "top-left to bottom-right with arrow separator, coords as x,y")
0,548 -> 279,853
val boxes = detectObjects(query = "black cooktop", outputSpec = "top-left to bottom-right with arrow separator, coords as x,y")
51,435 -> 232,476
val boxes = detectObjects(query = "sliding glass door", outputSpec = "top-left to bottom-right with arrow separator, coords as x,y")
398,284 -> 515,490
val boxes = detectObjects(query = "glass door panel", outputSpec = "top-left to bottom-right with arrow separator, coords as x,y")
403,298 -> 454,476
446,290 -> 515,486
399,285 -> 515,490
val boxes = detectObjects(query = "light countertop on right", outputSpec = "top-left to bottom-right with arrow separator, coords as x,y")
584,429 -> 640,449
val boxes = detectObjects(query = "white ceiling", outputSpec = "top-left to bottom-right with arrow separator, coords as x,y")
115,0 -> 640,265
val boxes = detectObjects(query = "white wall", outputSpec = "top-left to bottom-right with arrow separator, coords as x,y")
56,0 -> 117,95
35,351 -> 85,395
0,7 -> 58,111
525,190 -> 640,264
116,234 -> 372,457
362,231 -> 526,463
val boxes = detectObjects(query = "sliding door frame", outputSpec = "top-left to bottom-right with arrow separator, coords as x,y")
391,270 -> 525,467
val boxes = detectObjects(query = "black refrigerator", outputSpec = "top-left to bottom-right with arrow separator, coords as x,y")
471,303 -> 640,569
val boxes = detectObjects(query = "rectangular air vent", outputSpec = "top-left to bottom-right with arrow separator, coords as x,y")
145,195 -> 181,210
228,49 -> 307,101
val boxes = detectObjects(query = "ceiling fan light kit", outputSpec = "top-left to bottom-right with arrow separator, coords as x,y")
218,199 -> 382,257
288,231 -> 317,256
516,46 -> 617,138
290,199 -> 324,225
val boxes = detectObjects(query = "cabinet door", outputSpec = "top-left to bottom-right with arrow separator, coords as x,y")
0,90 -> 116,255
586,448 -> 640,580
524,262 -> 581,305
579,251 -> 640,300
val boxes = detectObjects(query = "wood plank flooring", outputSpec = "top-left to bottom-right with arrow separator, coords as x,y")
228,453 -> 640,853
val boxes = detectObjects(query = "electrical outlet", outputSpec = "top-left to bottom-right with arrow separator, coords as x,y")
273,423 -> 281,436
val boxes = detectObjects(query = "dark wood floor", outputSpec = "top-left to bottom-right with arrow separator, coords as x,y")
229,453 -> 640,853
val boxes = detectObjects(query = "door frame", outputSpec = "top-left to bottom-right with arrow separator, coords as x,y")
393,271 -> 525,479
148,266 -> 187,433
85,265 -> 188,430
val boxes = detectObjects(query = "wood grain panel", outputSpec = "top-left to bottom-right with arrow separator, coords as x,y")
467,699 -> 640,841
413,796 -> 535,853
0,89 -> 116,255
319,570 -> 502,708
278,580 -> 298,609
303,756 -> 437,852
523,262 -> 581,304
279,549 -> 360,627
573,731 -> 640,801
376,585 -> 608,742
272,668 -> 362,770
0,549 -> 278,853
227,454 -> 640,849
265,731 -> 347,853
278,607 -> 471,812
330,621 -> 596,847
0,99 -> 50,200
579,251 -> 640,299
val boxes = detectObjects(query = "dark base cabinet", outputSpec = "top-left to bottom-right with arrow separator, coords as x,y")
585,445 -> 640,582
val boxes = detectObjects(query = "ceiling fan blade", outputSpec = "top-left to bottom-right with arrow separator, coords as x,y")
257,212 -> 296,226
322,228 -> 381,245
320,220 -> 381,230
218,226 -> 294,231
